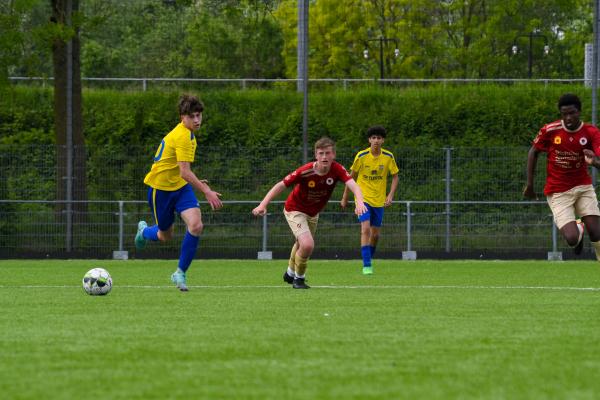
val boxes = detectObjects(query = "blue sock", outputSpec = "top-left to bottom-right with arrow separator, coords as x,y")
143,225 -> 159,241
178,231 -> 199,273
370,245 -> 376,258
361,245 -> 372,267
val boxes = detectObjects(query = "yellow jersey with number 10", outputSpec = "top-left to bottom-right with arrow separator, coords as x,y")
143,122 -> 196,191
350,148 -> 399,207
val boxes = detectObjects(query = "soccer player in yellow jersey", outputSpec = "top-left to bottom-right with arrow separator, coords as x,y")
341,126 -> 399,275
135,94 -> 222,291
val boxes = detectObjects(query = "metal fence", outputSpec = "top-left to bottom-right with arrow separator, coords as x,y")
0,199 -> 578,260
1,145 -> 595,260
0,145 -> 542,201
8,77 -> 588,91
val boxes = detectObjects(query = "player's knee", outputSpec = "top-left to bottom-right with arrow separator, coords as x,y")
587,227 -> 600,242
298,240 -> 314,255
564,232 -> 579,246
188,221 -> 203,236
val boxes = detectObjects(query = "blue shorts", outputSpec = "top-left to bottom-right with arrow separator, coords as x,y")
147,184 -> 199,231
358,203 -> 384,227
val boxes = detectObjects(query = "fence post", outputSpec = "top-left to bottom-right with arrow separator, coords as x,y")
444,147 -> 453,252
113,200 -> 129,260
257,213 -> 272,260
402,201 -> 417,260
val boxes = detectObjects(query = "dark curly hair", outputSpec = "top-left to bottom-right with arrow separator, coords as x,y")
558,93 -> 581,111
366,125 -> 387,138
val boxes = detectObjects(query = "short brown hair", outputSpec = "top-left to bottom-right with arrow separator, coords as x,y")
314,137 -> 336,152
178,94 -> 204,116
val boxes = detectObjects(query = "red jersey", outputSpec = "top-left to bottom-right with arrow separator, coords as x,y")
532,120 -> 600,195
283,161 -> 352,216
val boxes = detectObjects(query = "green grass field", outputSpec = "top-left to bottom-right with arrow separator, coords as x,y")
1,259 -> 600,399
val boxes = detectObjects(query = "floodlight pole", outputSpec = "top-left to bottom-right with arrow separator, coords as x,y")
298,0 -> 309,163
365,36 -> 400,81
592,0 -> 600,186
593,0 -> 599,127
512,32 -> 549,79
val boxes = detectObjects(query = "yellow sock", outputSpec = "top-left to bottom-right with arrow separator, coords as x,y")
288,243 -> 298,273
294,253 -> 309,277
592,241 -> 600,262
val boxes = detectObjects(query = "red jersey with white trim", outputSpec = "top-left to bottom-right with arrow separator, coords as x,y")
283,161 -> 352,216
532,120 -> 600,195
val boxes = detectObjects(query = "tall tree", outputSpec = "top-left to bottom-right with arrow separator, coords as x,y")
51,0 -> 86,247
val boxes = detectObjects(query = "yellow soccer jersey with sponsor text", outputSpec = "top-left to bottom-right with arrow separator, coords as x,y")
143,122 -> 196,191
350,148 -> 399,207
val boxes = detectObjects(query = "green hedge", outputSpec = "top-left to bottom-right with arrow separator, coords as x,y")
0,84 -> 589,149
0,83 -> 583,203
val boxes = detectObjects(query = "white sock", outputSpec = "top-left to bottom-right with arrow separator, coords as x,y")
287,267 -> 294,277
576,222 -> 584,245
295,273 -> 305,279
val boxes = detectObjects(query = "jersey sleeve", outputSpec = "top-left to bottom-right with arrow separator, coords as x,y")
283,166 -> 303,187
387,153 -> 399,175
175,131 -> 195,162
334,162 -> 352,183
350,153 -> 362,173
591,126 -> 600,156
532,125 -> 550,152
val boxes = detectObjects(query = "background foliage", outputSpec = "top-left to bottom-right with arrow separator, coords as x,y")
0,0 -> 594,81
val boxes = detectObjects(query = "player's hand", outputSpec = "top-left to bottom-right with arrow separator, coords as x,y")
340,198 -> 348,209
252,205 -> 267,216
205,190 -> 223,210
354,202 -> 368,216
583,149 -> 596,165
384,195 -> 394,207
522,185 -> 537,200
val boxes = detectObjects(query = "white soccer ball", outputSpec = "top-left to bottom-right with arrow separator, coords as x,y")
82,268 -> 112,296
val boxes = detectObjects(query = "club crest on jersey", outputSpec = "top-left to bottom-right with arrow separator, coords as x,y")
580,137 -> 588,146
326,178 -> 334,185
554,136 -> 561,144
308,180 -> 316,188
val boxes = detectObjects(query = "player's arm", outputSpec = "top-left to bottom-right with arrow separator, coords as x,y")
178,161 -> 223,210
523,146 -> 540,200
345,179 -> 367,216
252,181 -> 287,216
340,170 -> 359,209
385,173 -> 399,207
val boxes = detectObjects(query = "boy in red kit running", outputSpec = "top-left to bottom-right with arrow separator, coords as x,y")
524,93 -> 600,259
252,137 -> 368,289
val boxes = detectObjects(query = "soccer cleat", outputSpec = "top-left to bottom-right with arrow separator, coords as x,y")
574,220 -> 585,256
292,277 -> 310,289
171,270 -> 189,292
283,271 -> 294,284
362,266 -> 373,275
135,220 -> 148,250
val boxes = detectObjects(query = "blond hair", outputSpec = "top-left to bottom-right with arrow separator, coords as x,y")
314,137 -> 336,152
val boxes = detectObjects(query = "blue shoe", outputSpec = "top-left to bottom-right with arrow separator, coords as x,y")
362,266 -> 373,275
135,221 -> 147,250
171,270 -> 188,292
